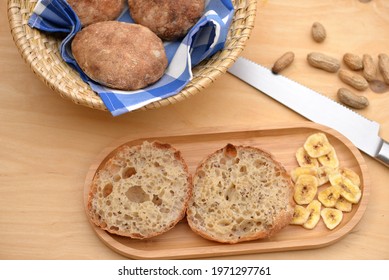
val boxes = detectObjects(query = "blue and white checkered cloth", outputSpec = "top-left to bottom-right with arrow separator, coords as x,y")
28,0 -> 234,116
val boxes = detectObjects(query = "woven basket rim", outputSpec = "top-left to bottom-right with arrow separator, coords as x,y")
7,0 -> 257,112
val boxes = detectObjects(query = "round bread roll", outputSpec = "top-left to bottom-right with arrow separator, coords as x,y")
71,21 -> 168,90
67,0 -> 126,26
187,144 -> 295,244
128,0 -> 205,41
87,141 -> 192,239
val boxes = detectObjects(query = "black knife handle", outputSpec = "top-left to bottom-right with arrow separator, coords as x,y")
376,140 -> 389,168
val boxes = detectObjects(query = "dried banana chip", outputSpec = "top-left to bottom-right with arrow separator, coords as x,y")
303,133 -> 333,158
303,200 -> 322,229
296,147 -> 319,167
321,208 -> 343,230
318,147 -> 339,169
294,175 -> 318,205
290,205 -> 310,225
318,185 -> 340,207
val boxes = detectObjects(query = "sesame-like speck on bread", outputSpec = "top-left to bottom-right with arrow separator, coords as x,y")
87,141 -> 192,239
187,143 -> 295,244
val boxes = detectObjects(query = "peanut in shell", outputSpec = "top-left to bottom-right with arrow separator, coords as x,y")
362,54 -> 377,82
311,22 -> 326,43
338,69 -> 369,91
337,88 -> 369,109
307,52 -> 340,73
271,51 -> 295,74
343,53 -> 363,71
378,53 -> 389,85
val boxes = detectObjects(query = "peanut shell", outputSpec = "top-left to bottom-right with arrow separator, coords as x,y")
311,22 -> 326,43
378,53 -> 389,85
272,52 -> 295,74
338,69 -> 369,91
343,53 -> 363,71
337,88 -> 369,109
362,54 -> 377,82
307,52 -> 340,73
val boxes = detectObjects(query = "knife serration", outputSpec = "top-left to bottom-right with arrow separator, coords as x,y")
228,57 -> 388,165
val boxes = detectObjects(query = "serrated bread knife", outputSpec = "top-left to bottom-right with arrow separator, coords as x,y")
227,57 -> 389,167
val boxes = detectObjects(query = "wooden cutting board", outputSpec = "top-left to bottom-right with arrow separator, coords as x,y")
83,122 -> 369,259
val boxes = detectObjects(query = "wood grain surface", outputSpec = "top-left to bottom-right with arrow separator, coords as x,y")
1,0 -> 388,259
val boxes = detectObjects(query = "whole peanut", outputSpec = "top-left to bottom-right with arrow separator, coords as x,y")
338,69 -> 369,91
362,54 -> 377,82
307,52 -> 340,73
311,22 -> 326,43
378,53 -> 389,85
337,88 -> 369,109
343,53 -> 363,71
272,52 -> 295,74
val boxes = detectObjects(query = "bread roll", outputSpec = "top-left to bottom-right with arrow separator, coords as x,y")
128,0 -> 205,41
67,0 -> 125,26
187,144 -> 295,244
87,141 -> 192,239
71,21 -> 168,90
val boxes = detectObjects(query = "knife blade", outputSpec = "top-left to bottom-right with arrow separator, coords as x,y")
227,57 -> 389,167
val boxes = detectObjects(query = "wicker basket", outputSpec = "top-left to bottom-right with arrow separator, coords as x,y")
7,0 -> 257,111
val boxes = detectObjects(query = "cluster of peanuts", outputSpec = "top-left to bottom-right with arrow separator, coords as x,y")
270,22 -> 389,110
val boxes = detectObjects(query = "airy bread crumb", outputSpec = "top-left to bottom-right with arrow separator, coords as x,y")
187,144 -> 295,244
87,141 -> 192,239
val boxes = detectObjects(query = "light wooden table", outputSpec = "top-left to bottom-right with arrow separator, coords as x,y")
1,0 -> 388,259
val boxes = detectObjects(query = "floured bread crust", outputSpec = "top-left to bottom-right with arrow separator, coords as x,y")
88,141 -> 192,239
128,0 -> 205,41
187,144 -> 295,244
67,0 -> 126,26
71,21 -> 168,90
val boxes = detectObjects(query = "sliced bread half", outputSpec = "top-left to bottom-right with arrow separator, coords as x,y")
87,141 -> 192,239
187,143 -> 295,244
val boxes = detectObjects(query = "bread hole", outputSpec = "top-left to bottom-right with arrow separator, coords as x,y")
256,221 -> 262,226
194,213 -> 202,220
240,220 -> 254,232
122,167 -> 136,179
197,170 -> 206,178
239,165 -> 247,173
152,195 -> 163,206
236,217 -> 244,224
102,183 -> 113,198
235,158 -> 240,164
154,161 -> 160,167
125,185 -> 150,203
160,207 -> 170,213
108,212 -> 112,217
113,174 -> 121,182
169,190 -> 175,196
207,223 -> 214,228
106,200 -> 111,206
218,219 -> 231,227
254,160 -> 266,168
110,226 -> 119,231
107,163 -> 121,175
225,183 -> 236,201
220,158 -> 226,165
124,214 -> 131,220
224,144 -> 237,158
